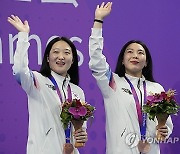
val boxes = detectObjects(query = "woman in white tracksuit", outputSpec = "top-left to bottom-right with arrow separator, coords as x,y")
89,2 -> 173,154
8,15 -> 88,154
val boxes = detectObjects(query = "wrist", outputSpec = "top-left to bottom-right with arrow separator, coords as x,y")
94,19 -> 103,24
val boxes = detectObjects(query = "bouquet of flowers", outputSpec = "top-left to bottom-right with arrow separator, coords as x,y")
60,99 -> 95,147
143,89 -> 179,141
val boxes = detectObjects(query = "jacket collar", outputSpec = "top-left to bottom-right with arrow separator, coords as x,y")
125,73 -> 145,86
51,71 -> 70,88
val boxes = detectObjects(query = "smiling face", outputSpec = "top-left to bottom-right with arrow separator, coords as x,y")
122,43 -> 147,77
47,40 -> 73,77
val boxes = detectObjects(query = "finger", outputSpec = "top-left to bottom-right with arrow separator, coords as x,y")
24,20 -> 29,26
100,2 -> 105,8
7,17 -> 15,23
74,131 -> 87,137
105,2 -> 111,8
74,128 -> 86,134
159,129 -> 168,133
156,125 -> 167,130
96,5 -> 100,9
7,17 -> 17,26
8,15 -> 16,22
159,125 -> 167,128
160,132 -> 168,137
10,15 -> 16,20
75,135 -> 87,140
15,16 -> 22,23
74,129 -> 82,134
76,138 -> 88,143
75,135 -> 88,143
109,2 -> 113,9
11,15 -> 19,22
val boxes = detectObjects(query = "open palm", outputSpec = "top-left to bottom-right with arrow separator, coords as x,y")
95,2 -> 112,20
7,15 -> 30,33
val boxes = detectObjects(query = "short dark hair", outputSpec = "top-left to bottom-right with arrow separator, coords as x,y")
115,40 -> 155,82
39,37 -> 79,85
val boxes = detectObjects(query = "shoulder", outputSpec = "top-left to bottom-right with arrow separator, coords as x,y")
69,83 -> 85,101
69,83 -> 84,94
31,71 -> 49,82
146,80 -> 164,93
113,73 -> 126,82
32,71 -> 44,78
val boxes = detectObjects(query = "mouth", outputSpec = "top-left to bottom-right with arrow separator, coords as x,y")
130,61 -> 139,65
56,61 -> 65,66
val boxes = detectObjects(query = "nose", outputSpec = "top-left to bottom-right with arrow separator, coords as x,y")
132,52 -> 138,59
58,52 -> 65,60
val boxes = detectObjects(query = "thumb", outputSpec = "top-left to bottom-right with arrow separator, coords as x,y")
24,20 -> 29,26
24,20 -> 30,33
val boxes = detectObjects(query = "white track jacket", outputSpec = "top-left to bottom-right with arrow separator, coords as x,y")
89,28 -> 173,154
13,32 -> 85,154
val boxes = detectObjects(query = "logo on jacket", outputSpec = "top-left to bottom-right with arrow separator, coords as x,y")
122,88 -> 132,94
46,84 -> 56,90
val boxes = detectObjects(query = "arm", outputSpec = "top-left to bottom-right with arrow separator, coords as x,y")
89,2 -> 115,97
93,2 -> 112,28
8,15 -> 37,94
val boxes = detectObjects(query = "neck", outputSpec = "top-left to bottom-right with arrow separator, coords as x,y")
52,70 -> 67,77
125,71 -> 142,78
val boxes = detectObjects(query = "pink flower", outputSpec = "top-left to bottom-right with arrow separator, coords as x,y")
147,95 -> 155,101
147,95 -> 155,105
69,106 -> 87,119
153,93 -> 164,103
147,92 -> 164,105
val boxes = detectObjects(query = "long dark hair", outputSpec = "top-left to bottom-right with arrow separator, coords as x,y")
40,37 -> 79,85
115,40 -> 155,82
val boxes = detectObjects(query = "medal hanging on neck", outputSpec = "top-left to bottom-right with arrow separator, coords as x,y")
124,76 -> 150,153
49,75 -> 74,154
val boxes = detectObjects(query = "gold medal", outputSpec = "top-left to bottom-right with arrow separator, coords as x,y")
138,140 -> 150,153
63,143 -> 74,154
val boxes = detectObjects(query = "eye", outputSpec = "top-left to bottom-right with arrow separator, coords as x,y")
53,50 -> 59,54
64,49 -> 71,55
126,50 -> 133,53
65,51 -> 70,54
138,51 -> 145,55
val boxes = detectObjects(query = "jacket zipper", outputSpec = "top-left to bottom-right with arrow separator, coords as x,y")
137,78 -> 143,109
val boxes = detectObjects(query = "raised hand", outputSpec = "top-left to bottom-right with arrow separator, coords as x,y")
95,2 -> 112,20
7,15 -> 30,33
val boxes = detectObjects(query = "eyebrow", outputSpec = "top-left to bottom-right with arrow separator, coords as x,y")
52,48 -> 71,51
126,48 -> 133,50
138,49 -> 145,52
126,48 -> 145,52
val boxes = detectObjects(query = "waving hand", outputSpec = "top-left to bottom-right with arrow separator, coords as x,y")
95,2 -> 112,20
7,15 -> 30,33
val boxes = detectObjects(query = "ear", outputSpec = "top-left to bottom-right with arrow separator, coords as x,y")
47,56 -> 49,62
122,60 -> 124,65
145,62 -> 147,67
71,58 -> 74,64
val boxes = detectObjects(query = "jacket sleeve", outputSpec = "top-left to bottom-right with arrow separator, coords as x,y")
12,32 -> 38,95
89,28 -> 116,98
